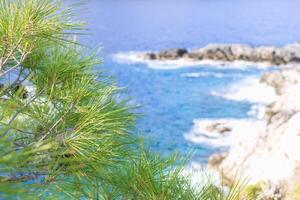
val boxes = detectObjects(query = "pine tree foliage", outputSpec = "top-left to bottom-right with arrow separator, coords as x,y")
0,0 -> 246,199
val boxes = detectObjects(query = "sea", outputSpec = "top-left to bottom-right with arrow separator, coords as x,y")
67,0 -> 300,163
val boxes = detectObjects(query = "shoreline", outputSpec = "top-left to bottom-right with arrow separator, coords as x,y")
138,42 -> 300,198
114,51 -> 287,70
115,42 -> 300,198
181,63 -> 300,198
205,66 -> 300,198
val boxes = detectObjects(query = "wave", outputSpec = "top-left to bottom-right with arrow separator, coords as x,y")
247,104 -> 267,119
112,51 -> 275,70
184,118 -> 266,148
181,72 -> 245,78
211,77 -> 278,104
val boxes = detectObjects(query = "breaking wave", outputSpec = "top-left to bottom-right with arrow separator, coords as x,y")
211,77 -> 278,104
184,118 -> 266,148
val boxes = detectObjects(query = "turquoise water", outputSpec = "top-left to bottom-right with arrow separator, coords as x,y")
69,0 -> 300,162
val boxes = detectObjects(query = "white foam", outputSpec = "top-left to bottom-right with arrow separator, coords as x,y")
212,77 -> 278,104
247,104 -> 266,119
181,72 -> 244,78
113,52 -> 275,70
113,51 -> 147,64
184,118 -> 266,148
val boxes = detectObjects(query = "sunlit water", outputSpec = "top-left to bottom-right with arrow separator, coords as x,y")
67,0 -> 300,163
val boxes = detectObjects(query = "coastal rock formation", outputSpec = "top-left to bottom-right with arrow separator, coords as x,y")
140,43 -> 300,65
207,152 -> 228,170
144,48 -> 188,60
205,122 -> 232,134
207,67 -> 300,198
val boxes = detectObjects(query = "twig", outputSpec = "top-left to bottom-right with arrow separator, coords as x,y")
0,52 -> 28,78
0,36 -> 24,70
39,102 -> 75,142
2,89 -> 44,137
0,121 -> 35,135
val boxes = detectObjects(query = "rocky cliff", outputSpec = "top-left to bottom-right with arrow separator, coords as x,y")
204,67 -> 300,199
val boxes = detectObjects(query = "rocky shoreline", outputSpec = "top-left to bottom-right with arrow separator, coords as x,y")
146,43 -> 300,199
142,42 -> 300,199
140,43 -> 300,66
204,67 -> 300,199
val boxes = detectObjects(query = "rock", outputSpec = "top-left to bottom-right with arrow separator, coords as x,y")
264,109 -> 277,124
260,72 -> 285,95
230,44 -> 253,60
156,48 -> 188,60
141,42 -> 300,66
185,52 -> 203,60
269,111 -> 294,127
205,122 -> 232,134
143,53 -> 156,60
141,43 -> 300,196
207,152 -> 228,170
205,122 -> 222,132
208,67 -> 300,197
218,126 -> 232,134
259,182 -> 286,200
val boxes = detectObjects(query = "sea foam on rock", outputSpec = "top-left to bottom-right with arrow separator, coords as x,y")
212,77 -> 279,104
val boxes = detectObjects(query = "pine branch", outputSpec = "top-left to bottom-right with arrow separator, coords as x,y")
2,89 -> 43,137
39,102 -> 75,142
0,36 -> 24,70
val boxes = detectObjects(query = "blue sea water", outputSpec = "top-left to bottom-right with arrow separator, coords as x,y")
67,0 -> 300,162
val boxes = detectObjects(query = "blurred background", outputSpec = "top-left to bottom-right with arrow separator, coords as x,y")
66,0 -> 300,163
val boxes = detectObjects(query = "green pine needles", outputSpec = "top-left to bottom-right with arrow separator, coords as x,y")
0,0 -> 247,199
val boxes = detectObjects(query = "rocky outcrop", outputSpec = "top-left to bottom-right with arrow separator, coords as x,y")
140,43 -> 300,66
205,122 -> 232,134
207,152 -> 228,170
144,48 -> 188,60
206,67 -> 300,199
